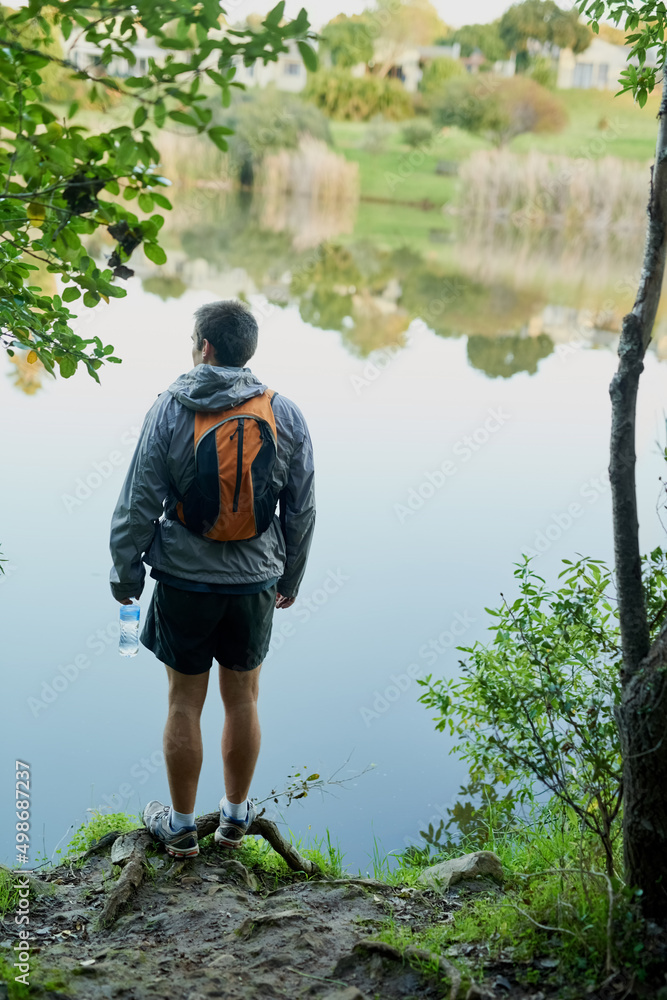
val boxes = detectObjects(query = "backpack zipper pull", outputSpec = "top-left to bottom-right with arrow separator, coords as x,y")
229,424 -> 239,441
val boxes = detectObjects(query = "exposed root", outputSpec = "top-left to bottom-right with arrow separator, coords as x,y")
354,938 -> 462,1000
196,811 -> 321,875
98,830 -> 151,928
94,812 -> 320,928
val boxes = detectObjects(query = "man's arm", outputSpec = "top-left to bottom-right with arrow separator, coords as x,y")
109,394 -> 175,602
277,408 -> 315,602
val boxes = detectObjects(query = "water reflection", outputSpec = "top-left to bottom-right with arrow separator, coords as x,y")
124,189 -> 654,381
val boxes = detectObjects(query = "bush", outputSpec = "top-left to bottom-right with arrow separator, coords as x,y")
303,68 -> 414,122
418,551 -> 667,876
527,55 -> 558,89
430,74 -> 567,146
418,56 -> 465,98
401,118 -> 435,148
361,114 -> 394,154
212,87 -> 332,183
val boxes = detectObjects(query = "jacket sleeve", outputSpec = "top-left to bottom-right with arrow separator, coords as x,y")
277,407 -> 316,600
109,395 -> 175,601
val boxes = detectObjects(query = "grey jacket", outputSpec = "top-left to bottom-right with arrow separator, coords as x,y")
109,365 -> 315,601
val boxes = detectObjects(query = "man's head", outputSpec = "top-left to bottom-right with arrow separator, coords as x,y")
191,300 -> 258,369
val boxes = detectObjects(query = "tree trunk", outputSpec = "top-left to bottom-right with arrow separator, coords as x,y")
611,73 -> 667,921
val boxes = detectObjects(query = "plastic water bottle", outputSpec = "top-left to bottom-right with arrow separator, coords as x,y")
119,603 -> 140,657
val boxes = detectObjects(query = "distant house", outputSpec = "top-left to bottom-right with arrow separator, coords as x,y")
374,43 -> 461,93
67,31 -> 164,78
557,37 -> 636,89
460,47 -> 516,78
232,42 -> 308,93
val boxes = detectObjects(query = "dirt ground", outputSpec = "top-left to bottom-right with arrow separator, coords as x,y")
0,833 -> 588,1000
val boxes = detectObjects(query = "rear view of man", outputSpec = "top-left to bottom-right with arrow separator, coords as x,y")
109,300 -> 315,858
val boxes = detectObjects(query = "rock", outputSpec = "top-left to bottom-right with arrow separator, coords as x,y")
466,986 -> 494,1000
235,909 -> 304,938
208,860 -> 258,889
321,989 -> 369,1000
110,833 -> 144,866
493,974 -> 512,991
418,851 -> 503,893
206,953 -> 235,969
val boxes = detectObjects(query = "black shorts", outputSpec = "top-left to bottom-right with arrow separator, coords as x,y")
140,581 -> 277,676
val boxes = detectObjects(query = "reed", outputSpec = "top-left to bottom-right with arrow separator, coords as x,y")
459,148 -> 650,235
256,137 -> 359,249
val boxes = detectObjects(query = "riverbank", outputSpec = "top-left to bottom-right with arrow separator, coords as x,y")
1,809 -> 666,1000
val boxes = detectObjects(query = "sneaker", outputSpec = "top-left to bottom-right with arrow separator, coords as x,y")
214,800 -> 257,849
142,800 -> 199,858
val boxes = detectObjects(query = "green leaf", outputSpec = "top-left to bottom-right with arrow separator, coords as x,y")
133,106 -> 148,128
144,242 -> 167,265
153,100 -> 166,128
150,191 -> 172,210
62,286 -> 81,302
265,2 -> 286,28
57,356 -> 77,378
168,110 -> 199,128
297,41 -> 318,72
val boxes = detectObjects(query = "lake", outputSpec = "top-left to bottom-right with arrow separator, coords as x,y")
3,189 -> 667,872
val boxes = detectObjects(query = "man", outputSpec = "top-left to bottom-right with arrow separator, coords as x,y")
109,299 -> 315,858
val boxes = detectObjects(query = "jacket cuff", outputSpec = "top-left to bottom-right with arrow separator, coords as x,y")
110,581 -> 143,601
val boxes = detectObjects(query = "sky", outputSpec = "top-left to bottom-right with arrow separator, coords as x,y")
229,0 -> 516,31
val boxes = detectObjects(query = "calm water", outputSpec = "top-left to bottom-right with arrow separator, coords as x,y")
3,193 -> 667,871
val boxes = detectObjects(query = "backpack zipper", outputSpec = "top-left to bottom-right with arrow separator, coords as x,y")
231,419 -> 244,512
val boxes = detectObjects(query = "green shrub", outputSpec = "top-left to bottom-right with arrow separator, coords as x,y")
418,56 -> 465,98
527,55 -> 558,89
401,118 -> 435,148
430,74 -> 567,146
210,87 -> 332,183
418,551 -> 667,876
63,811 -> 138,859
361,114 -> 394,154
303,68 -> 414,122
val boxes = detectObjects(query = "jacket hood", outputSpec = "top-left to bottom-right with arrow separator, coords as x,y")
167,365 -> 268,412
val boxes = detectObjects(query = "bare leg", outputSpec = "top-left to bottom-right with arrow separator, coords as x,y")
163,665 -> 209,814
218,663 -> 262,803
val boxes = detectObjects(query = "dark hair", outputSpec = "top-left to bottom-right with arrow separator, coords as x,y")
193,300 -> 258,367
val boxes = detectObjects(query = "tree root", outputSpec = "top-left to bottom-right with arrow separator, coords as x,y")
195,811 -> 321,875
94,812 -> 320,929
354,938 -> 462,1000
98,830 -> 151,928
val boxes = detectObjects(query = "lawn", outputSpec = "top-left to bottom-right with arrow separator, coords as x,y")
329,87 -> 661,208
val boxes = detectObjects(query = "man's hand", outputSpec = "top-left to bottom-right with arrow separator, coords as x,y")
117,597 -> 138,605
276,592 -> 295,610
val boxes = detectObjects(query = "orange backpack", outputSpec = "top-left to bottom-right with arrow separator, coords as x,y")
172,389 -> 279,542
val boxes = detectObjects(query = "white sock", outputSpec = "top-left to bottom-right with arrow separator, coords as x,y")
220,796 -> 247,821
169,807 -> 195,832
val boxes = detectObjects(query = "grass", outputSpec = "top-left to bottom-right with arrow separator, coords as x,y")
329,88 -> 661,211
0,868 -> 27,917
370,805 -> 653,992
0,957 -> 31,1000
61,811 -> 139,863
196,822 -> 347,889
